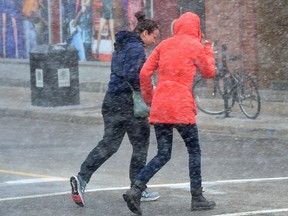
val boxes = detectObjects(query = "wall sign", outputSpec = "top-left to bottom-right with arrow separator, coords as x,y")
58,68 -> 70,87
35,69 -> 44,88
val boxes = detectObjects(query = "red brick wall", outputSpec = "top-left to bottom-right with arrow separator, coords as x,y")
51,0 -> 61,43
205,0 -> 259,84
152,0 -> 288,88
153,0 -> 179,42
153,0 -> 261,86
256,0 -> 288,88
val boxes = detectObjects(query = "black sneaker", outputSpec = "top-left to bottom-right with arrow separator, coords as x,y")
70,175 -> 86,207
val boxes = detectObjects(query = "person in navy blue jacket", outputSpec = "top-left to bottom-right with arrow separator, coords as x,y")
70,11 -> 160,207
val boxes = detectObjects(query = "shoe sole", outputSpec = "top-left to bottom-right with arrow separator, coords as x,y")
70,176 -> 84,207
191,205 -> 216,211
123,194 -> 142,215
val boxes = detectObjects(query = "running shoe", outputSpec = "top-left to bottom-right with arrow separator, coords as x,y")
140,189 -> 160,202
70,175 -> 86,207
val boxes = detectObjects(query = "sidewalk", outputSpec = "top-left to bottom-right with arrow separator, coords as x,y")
0,86 -> 287,139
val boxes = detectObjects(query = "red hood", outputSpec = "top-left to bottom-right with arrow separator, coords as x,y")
174,12 -> 202,42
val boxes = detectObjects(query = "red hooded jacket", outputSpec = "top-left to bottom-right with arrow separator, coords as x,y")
140,12 -> 216,124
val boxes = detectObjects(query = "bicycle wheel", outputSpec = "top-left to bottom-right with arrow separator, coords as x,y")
193,77 -> 225,115
237,74 -> 261,119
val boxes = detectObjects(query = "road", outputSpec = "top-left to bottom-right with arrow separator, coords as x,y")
1,117 -> 288,216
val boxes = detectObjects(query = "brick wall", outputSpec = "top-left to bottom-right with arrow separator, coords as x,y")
198,0 -> 287,89
205,0 -> 259,84
256,0 -> 288,88
152,0 -> 287,89
154,0 -> 179,42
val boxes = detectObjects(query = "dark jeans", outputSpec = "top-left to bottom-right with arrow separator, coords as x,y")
135,123 -> 202,189
79,92 -> 150,184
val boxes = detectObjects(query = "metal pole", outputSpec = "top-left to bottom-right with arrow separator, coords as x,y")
150,0 -> 154,18
48,0 -> 52,43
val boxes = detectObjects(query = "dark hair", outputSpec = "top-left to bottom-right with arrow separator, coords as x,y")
133,11 -> 158,35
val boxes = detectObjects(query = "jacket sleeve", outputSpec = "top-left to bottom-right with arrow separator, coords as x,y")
194,42 -> 216,79
140,47 -> 160,106
123,46 -> 146,91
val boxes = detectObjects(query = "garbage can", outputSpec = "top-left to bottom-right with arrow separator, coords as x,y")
30,44 -> 80,107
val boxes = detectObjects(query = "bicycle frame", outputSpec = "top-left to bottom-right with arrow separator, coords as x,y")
193,41 -> 261,119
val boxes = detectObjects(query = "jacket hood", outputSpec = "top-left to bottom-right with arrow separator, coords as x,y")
173,12 -> 202,41
114,30 -> 143,51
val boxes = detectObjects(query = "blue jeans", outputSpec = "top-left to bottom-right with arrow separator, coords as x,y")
71,30 -> 86,61
136,123 -> 202,189
23,20 -> 37,58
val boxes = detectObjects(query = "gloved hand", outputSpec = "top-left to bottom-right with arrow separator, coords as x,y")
215,69 -> 223,78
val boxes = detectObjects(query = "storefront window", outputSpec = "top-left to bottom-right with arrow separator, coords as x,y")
0,0 -> 49,59
0,0 -> 152,61
61,0 -> 150,61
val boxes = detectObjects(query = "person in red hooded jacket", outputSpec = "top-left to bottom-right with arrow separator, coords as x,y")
123,12 -> 216,215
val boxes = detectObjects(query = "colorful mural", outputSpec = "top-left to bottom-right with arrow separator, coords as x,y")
61,0 -> 148,61
0,0 -> 149,61
0,0 -> 49,59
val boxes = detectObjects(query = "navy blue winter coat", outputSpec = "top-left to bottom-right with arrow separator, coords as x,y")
102,31 -> 146,117
107,30 -> 146,94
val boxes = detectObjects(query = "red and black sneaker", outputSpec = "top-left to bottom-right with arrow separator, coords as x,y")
70,175 -> 86,207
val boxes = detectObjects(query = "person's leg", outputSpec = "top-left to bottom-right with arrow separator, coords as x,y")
108,19 -> 115,52
71,30 -> 86,61
23,20 -> 37,59
11,17 -> 18,58
126,117 -> 150,184
23,20 -> 29,58
176,124 -> 215,210
83,42 -> 92,60
78,113 -> 127,183
96,18 -> 106,59
123,123 -> 173,214
71,94 -> 127,206
127,118 -> 160,202
135,123 -> 174,184
176,124 -> 202,189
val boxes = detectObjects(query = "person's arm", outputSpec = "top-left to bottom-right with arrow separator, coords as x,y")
140,46 -> 160,106
123,46 -> 146,91
194,42 -> 216,79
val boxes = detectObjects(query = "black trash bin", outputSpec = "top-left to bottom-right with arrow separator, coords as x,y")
30,44 -> 80,107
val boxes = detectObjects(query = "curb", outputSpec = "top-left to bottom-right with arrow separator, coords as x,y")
1,106 -> 287,139
0,107 -> 103,125
196,114 -> 288,139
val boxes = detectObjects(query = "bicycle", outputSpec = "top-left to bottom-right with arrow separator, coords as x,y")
192,41 -> 261,119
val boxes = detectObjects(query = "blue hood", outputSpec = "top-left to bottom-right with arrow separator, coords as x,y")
114,31 -> 143,51
107,31 -> 146,94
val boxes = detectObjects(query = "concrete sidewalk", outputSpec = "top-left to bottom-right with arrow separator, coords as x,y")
0,86 -> 287,139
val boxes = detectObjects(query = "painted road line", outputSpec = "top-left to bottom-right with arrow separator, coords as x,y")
213,208 -> 288,216
0,169 -> 68,180
0,187 -> 131,202
5,178 -> 67,185
0,192 -> 71,202
205,177 -> 288,185
145,176 -> 288,189
1,176 -> 288,202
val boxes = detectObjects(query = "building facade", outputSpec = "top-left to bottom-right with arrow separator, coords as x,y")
0,0 -> 287,89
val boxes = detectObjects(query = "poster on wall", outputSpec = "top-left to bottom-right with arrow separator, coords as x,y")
0,0 -> 49,59
61,0 -> 149,62
0,0 -> 149,61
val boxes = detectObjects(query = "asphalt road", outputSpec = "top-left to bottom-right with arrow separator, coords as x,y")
1,117 -> 288,216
